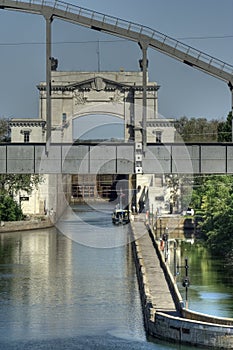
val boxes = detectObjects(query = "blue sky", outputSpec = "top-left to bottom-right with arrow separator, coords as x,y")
0,0 -> 233,121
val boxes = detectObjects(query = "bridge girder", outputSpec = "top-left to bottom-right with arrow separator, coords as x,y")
1,143 -> 233,175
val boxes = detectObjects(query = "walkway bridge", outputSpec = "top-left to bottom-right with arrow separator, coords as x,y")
1,142 -> 233,174
1,0 -> 233,148
1,1 -> 233,175
1,0 -> 233,85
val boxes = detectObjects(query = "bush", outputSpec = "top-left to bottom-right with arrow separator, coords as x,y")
0,195 -> 23,221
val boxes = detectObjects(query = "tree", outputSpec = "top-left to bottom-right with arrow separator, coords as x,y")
0,195 -> 23,221
191,175 -> 233,258
0,174 -> 43,221
0,118 -> 10,142
175,116 -> 219,142
0,174 -> 43,195
217,112 -> 232,142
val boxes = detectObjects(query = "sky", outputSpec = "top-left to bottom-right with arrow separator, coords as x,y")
0,0 -> 233,122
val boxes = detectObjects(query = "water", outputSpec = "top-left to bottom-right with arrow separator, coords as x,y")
177,242 -> 233,318
0,204 -> 229,350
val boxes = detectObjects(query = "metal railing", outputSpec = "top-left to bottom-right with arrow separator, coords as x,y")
1,0 -> 233,79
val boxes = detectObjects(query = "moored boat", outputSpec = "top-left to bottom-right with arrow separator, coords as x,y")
112,209 -> 130,225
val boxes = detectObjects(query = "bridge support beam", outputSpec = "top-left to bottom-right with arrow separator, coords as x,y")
44,12 -> 53,154
139,41 -> 149,154
228,81 -> 233,142
232,86 -> 233,142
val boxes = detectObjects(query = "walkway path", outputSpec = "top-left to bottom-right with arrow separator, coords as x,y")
131,218 -> 233,349
132,219 -> 181,315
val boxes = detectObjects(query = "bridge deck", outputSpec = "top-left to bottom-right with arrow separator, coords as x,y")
1,143 -> 233,174
132,219 -> 179,315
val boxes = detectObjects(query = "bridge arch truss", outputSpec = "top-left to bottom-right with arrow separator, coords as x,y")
1,0 -> 233,148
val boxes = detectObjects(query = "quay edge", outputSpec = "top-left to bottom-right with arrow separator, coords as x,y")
130,220 -> 233,349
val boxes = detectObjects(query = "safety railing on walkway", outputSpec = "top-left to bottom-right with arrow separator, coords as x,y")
1,0 -> 233,82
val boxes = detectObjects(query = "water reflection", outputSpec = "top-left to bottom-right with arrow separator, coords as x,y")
171,241 -> 233,318
0,205 -> 213,350
57,203 -> 133,248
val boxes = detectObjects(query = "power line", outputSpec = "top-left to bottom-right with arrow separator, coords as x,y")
178,35 -> 233,40
0,39 -> 126,46
0,35 -> 232,46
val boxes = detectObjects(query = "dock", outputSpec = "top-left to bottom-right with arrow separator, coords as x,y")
130,218 -> 233,349
132,220 -> 180,316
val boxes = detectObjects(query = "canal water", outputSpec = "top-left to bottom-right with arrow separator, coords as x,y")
0,203 -> 232,350
176,241 -> 233,318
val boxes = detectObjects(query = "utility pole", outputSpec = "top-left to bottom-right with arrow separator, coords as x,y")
177,257 -> 190,309
97,40 -> 101,72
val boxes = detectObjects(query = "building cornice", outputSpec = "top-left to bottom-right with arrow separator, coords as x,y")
147,119 -> 175,127
37,76 -> 160,93
9,120 -> 46,128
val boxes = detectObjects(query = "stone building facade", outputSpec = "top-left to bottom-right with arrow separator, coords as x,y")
37,70 -> 175,144
9,70 -> 176,216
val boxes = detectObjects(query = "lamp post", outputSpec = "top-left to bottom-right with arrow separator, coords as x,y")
177,257 -> 190,308
162,226 -> 169,262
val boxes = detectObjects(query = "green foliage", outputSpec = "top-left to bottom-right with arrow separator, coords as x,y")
175,112 -> 233,259
0,194 -> 23,221
0,118 -> 10,142
217,112 -> 232,142
0,174 -> 43,221
175,112 -> 232,143
0,174 -> 43,194
174,116 -> 219,142
191,175 -> 233,258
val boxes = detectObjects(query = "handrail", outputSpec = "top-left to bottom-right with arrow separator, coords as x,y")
1,0 -> 233,83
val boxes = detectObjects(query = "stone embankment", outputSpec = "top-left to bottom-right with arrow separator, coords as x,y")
130,218 -> 233,349
0,216 -> 53,233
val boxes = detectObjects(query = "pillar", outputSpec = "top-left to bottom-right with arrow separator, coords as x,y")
139,41 -> 148,153
228,81 -> 233,142
44,12 -> 53,153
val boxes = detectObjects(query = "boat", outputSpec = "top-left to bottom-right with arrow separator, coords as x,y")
112,208 -> 130,225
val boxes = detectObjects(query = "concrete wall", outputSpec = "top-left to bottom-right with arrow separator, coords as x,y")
130,223 -> 233,349
10,119 -> 46,143
46,174 -> 71,223
0,218 -> 53,233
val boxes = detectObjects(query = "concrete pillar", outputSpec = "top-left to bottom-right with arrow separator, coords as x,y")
232,88 -> 233,142
44,12 -> 53,153
228,81 -> 233,141
139,41 -> 148,153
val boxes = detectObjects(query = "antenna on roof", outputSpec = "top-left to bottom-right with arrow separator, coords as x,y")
97,40 -> 101,72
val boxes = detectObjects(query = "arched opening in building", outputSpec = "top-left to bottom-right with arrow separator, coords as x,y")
72,114 -> 124,141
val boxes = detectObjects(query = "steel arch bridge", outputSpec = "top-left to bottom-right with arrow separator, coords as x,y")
1,0 -> 233,147
1,0 -> 233,175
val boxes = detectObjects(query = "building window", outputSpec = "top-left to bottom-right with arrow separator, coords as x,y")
24,131 -> 30,143
156,131 -> 162,143
62,113 -> 67,126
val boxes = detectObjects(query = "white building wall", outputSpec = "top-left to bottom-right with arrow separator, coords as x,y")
10,119 -> 46,143
9,71 -> 176,217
